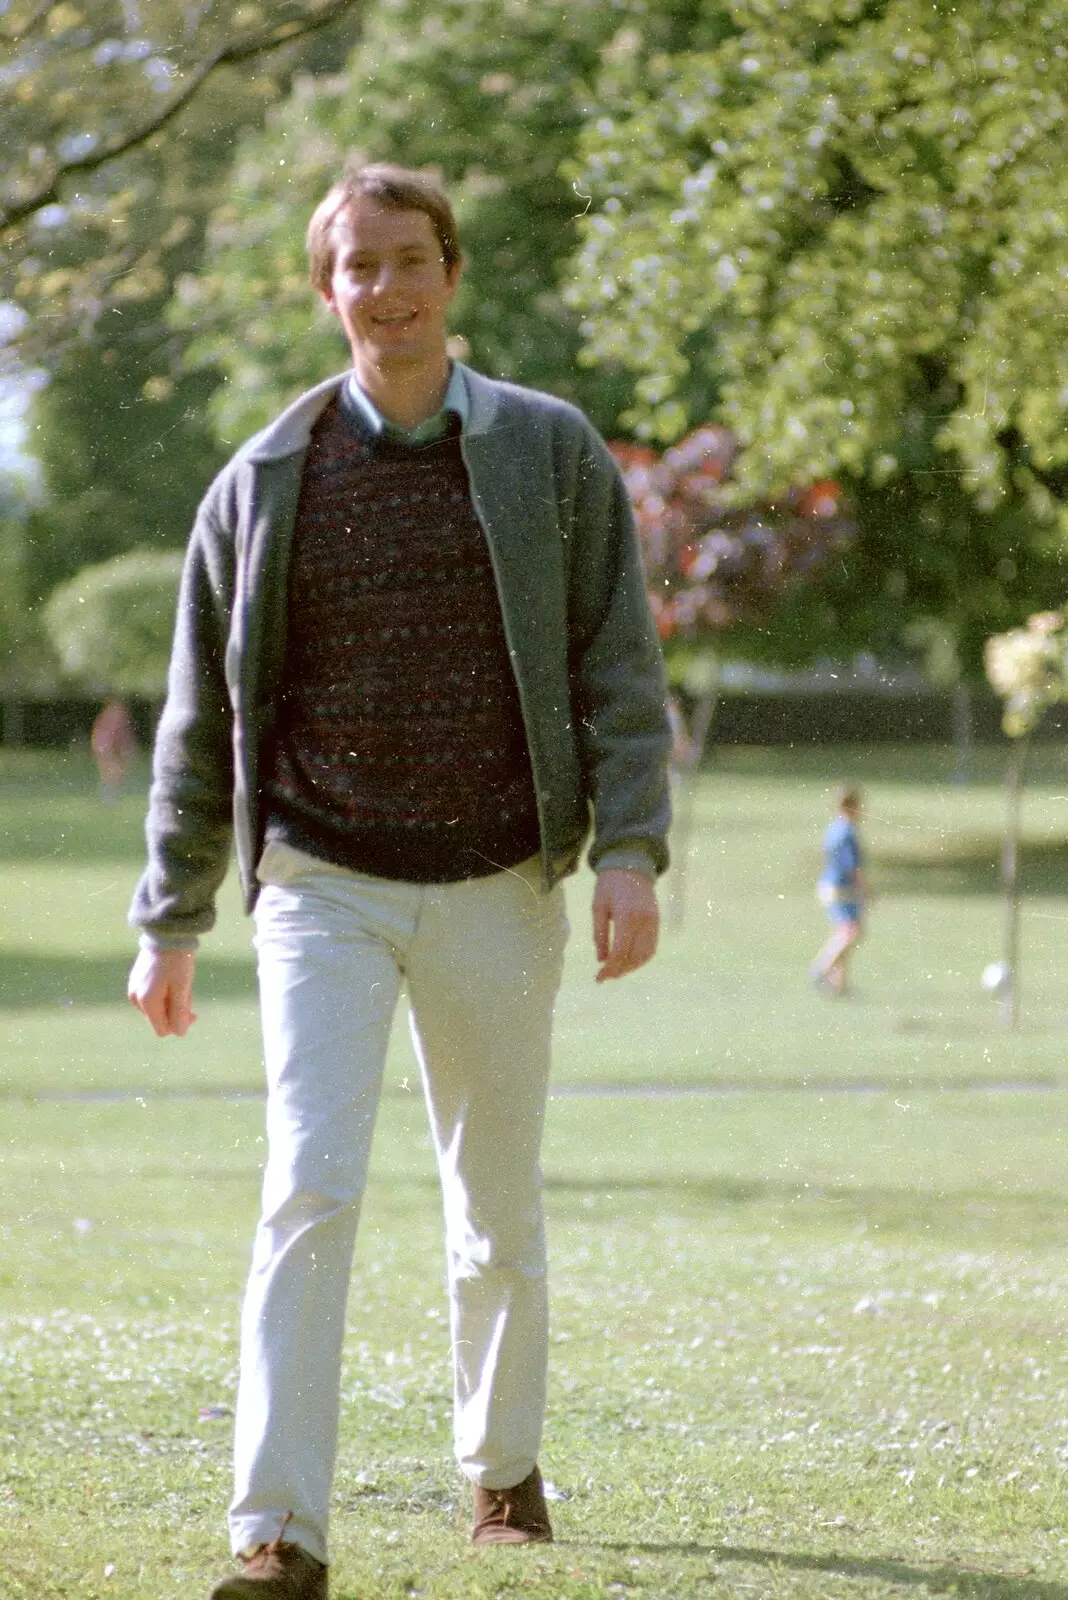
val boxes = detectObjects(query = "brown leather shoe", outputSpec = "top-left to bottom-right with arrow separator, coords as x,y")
209,1515 -> 327,1599
471,1466 -> 553,1545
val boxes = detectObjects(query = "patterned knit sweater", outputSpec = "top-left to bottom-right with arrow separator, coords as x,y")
261,397 -> 541,882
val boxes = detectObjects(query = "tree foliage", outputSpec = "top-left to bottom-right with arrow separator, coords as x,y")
13,49 -> 290,606
0,482 -> 52,692
43,545 -> 183,697
567,0 -> 1068,672
1,0 -> 365,370
983,604 -> 1067,1028
6,0 -> 366,662
173,0 -> 718,442
23,330 -> 226,602
985,609 -> 1067,738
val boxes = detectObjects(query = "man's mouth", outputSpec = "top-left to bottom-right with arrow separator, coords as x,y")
372,311 -> 418,325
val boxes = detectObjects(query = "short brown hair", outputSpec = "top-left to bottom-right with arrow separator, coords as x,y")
306,162 -> 461,292
833,783 -> 862,813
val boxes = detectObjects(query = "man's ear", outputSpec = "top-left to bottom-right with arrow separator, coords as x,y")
445,256 -> 464,300
319,286 -> 339,318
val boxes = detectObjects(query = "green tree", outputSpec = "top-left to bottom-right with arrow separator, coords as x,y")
43,546 -> 183,698
0,478 -> 52,694
23,312 -> 227,602
0,380 -> 54,692
1,0 -> 365,369
567,0 -> 1068,674
9,4 -> 368,606
19,84 -> 276,603
173,0 -> 722,442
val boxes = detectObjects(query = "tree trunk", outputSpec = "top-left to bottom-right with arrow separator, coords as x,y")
667,686 -> 718,930
951,681 -> 972,785
999,734 -> 1029,1030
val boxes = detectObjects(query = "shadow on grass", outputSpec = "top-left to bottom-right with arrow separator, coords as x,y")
875,838 -> 1068,896
0,951 -> 255,1008
543,1174 -> 1068,1231
16,1164 -> 1065,1242
718,1544 -> 1066,1599
583,1541 -> 1067,1598
366,1171 -> 1068,1240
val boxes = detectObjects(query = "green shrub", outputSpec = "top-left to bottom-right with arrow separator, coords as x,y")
43,546 -> 183,698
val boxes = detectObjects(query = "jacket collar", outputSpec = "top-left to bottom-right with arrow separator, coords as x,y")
242,363 -> 502,464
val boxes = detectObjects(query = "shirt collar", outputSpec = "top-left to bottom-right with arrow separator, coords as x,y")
343,363 -> 469,445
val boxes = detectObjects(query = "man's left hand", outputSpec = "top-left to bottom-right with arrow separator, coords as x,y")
592,869 -> 660,983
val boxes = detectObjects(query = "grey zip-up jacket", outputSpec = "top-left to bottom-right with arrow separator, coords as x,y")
130,366 -> 672,948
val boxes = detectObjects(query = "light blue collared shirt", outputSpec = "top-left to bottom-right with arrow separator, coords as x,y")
342,363 -> 469,445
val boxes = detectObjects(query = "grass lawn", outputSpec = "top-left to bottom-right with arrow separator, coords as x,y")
1,745 -> 1067,1598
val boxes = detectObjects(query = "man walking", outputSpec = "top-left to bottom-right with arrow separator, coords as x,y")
128,163 -> 671,1599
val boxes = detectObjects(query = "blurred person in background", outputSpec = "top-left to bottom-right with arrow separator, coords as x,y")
91,697 -> 137,800
811,783 -> 868,996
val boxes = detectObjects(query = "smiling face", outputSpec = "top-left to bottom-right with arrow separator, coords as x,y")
320,196 -> 461,382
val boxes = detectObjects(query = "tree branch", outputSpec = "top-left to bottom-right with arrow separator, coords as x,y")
0,0 -> 363,236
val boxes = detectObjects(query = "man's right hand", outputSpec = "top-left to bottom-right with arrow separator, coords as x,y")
127,947 -> 198,1037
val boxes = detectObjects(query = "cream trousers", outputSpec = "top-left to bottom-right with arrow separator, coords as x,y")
229,842 -> 569,1563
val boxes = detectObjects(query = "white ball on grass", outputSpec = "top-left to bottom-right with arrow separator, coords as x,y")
981,961 -> 1010,994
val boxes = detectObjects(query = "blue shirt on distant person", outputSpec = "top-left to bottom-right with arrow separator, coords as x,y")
821,815 -> 861,890
819,813 -> 863,925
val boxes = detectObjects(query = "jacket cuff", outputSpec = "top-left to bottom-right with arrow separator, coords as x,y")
137,931 -> 200,954
594,845 -> 658,880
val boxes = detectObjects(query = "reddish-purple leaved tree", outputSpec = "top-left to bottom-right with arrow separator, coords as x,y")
611,428 -> 853,921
